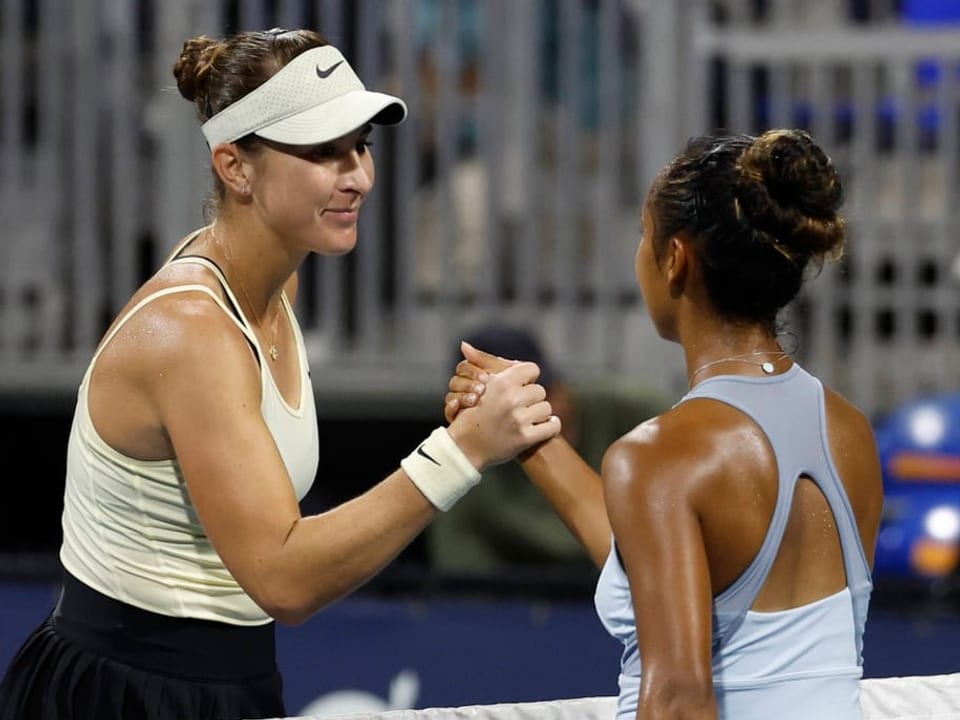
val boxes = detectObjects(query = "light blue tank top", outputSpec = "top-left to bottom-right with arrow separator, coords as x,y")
594,364 -> 872,720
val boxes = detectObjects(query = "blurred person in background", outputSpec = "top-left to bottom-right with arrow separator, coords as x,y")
0,27 -> 560,720
446,128 -> 884,720
429,322 -> 666,583
411,0 -> 624,302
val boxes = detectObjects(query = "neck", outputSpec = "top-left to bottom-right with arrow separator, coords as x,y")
208,220 -> 285,315
208,222 -> 288,363
683,327 -> 787,389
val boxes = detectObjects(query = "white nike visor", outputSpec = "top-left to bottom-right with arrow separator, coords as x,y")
201,45 -> 407,148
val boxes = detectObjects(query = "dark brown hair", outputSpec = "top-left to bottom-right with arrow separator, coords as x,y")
647,128 -> 846,331
172,28 -> 330,206
173,27 -> 329,126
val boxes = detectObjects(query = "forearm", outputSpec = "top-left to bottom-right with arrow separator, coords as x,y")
639,673 -> 716,720
519,436 -> 611,566
262,470 -> 436,623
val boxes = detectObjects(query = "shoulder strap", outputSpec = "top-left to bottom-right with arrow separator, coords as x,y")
91,285 -> 255,368
168,254 -> 297,371
162,226 -> 207,265
167,255 -> 245,321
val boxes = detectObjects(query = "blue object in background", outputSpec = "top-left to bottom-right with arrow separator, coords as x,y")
873,393 -> 960,585
901,0 -> 960,25
901,0 -> 960,114
754,1 -> 960,145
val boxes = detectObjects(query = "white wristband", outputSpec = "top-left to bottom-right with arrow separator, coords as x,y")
401,426 -> 482,511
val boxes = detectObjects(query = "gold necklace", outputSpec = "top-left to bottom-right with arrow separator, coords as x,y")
210,225 -> 282,362
687,350 -> 789,389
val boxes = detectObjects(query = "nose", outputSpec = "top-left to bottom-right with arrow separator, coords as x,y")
338,149 -> 374,196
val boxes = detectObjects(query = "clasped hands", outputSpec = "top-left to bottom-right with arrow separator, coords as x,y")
444,341 -> 561,469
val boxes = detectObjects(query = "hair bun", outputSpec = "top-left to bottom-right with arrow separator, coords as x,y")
736,129 -> 845,260
172,36 -> 222,106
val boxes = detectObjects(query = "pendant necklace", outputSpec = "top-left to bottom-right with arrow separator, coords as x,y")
211,225 -> 282,362
687,350 -> 789,389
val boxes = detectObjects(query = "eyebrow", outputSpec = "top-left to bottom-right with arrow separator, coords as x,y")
255,137 -> 305,156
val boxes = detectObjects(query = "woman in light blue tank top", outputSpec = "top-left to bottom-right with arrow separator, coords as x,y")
445,129 -> 884,719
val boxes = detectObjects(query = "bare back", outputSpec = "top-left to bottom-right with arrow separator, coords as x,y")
689,383 -> 883,610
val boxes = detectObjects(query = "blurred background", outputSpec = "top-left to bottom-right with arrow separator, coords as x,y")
1,0 -> 959,715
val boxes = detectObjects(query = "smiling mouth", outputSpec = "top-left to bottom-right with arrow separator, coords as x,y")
323,208 -> 361,222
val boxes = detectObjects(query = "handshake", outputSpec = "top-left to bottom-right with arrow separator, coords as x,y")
401,341 -> 561,512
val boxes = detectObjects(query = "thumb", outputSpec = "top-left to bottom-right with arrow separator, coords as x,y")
461,340 -> 516,373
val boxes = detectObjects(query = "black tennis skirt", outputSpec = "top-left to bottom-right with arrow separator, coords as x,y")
0,570 -> 286,720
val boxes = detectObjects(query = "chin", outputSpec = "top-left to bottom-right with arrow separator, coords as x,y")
337,236 -> 359,254
316,230 -> 358,256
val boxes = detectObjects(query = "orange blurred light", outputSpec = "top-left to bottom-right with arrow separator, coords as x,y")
910,539 -> 960,577
889,452 -> 960,481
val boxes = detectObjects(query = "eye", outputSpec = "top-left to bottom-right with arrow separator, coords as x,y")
307,144 -> 338,160
357,138 -> 373,154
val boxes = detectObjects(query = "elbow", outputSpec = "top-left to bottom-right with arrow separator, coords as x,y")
256,590 -> 315,626
583,512 -> 612,568
253,570 -> 356,626
241,533 -> 363,625
251,577 -> 330,626
269,607 -> 312,627
641,669 -> 715,719
588,532 -> 612,568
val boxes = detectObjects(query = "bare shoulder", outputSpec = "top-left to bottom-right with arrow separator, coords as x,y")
601,405 -> 717,500
602,398 -> 769,510
821,382 -> 883,485
88,260 -> 260,458
819,382 -> 882,470
821,383 -> 875,435
97,262 -> 253,383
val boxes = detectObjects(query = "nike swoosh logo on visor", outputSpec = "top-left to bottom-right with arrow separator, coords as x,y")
316,61 -> 344,79
416,445 -> 441,466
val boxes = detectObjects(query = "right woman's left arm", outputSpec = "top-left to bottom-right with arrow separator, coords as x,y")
603,424 -> 718,720
446,342 -> 612,567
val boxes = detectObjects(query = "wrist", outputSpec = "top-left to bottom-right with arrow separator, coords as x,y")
401,426 -> 482,511
518,433 -> 566,471
444,423 -> 485,470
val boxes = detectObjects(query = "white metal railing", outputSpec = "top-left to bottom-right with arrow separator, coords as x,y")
0,0 -> 957,419
683,0 -> 960,416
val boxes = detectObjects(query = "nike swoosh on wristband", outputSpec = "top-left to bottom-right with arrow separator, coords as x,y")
315,60 -> 344,79
416,445 -> 441,466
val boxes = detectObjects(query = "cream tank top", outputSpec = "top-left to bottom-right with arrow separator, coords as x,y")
59,244 -> 319,626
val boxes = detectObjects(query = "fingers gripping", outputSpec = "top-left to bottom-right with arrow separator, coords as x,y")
442,342 -> 514,423
460,340 -> 514,373
448,360 -> 560,468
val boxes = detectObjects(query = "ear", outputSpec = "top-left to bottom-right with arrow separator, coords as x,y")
663,234 -> 690,297
210,143 -> 253,198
